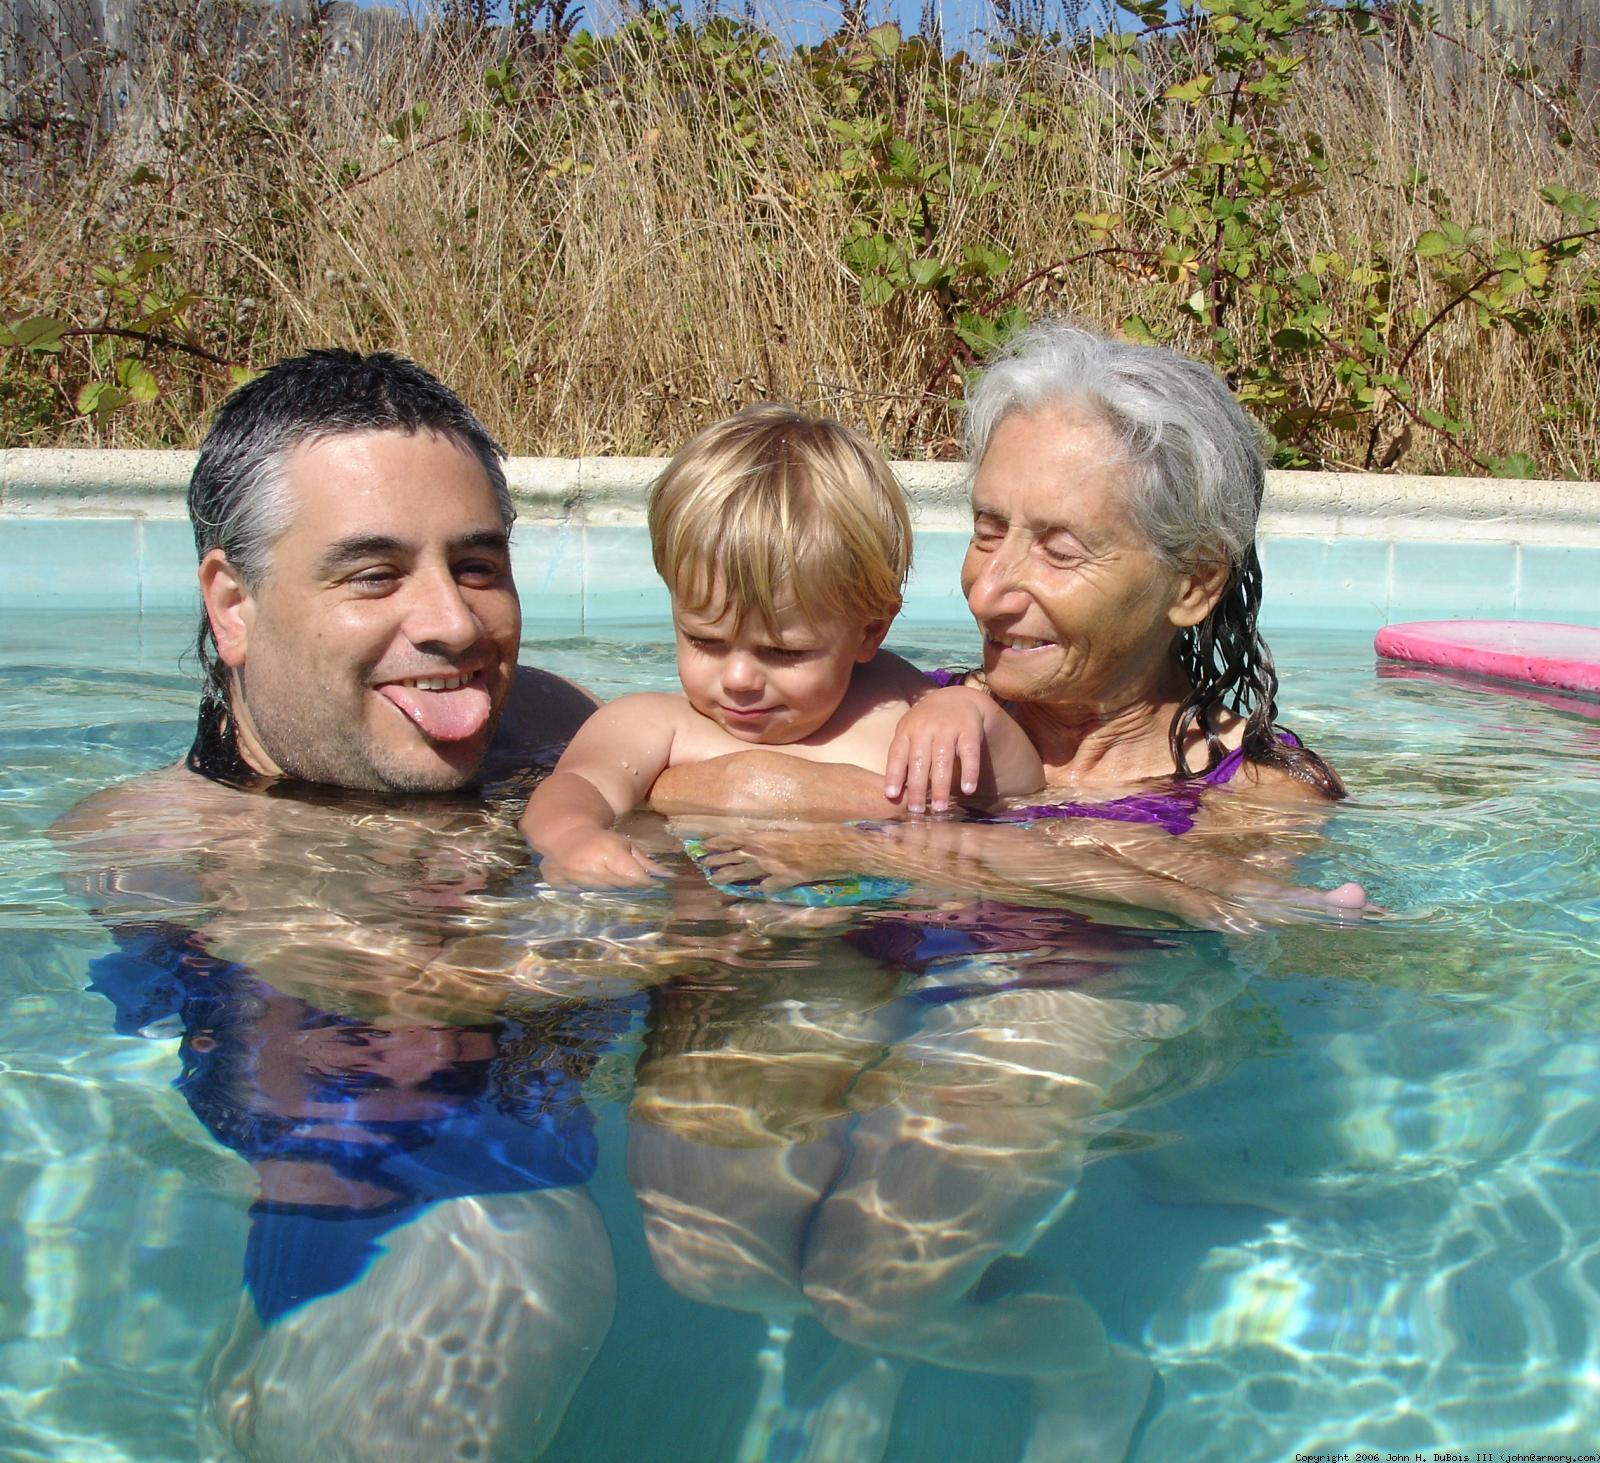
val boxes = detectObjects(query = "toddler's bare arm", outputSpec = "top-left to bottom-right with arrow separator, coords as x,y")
521,694 -> 681,887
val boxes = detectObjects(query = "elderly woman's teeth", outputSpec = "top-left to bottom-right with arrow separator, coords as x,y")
994,635 -> 1052,650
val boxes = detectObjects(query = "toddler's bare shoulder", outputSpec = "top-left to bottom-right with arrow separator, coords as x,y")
857,649 -> 935,704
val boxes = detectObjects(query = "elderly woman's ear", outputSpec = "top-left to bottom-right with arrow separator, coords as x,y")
1166,554 -> 1233,629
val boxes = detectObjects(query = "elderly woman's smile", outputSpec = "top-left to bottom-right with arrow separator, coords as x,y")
960,407 -> 1198,717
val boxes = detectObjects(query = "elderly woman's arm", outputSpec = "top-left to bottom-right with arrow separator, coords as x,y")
693,814 -> 1366,930
650,752 -> 907,821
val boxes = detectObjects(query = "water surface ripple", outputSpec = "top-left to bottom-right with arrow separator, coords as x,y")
1,613 -> 1596,1462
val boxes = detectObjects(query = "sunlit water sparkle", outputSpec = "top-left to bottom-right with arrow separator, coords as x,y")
1,609 -> 1597,1462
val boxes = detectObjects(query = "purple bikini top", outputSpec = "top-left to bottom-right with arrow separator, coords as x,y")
925,667 -> 1298,836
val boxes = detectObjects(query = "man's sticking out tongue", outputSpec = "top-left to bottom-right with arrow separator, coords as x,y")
378,678 -> 492,743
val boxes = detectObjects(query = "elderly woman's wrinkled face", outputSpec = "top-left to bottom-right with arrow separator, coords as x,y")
960,408 -> 1211,712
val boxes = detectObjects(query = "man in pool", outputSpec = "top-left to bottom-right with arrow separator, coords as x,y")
54,349 -> 613,1463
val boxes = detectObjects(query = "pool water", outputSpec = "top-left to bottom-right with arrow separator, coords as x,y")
2,610 -> 1599,1463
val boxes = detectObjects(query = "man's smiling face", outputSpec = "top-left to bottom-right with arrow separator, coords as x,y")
211,429 -> 521,792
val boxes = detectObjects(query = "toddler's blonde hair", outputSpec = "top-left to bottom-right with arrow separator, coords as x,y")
648,403 -> 911,632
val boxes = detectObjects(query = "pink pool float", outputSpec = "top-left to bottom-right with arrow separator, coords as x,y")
1374,620 -> 1600,697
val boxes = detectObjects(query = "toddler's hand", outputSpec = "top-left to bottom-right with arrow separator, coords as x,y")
538,829 -> 671,890
885,687 -> 992,814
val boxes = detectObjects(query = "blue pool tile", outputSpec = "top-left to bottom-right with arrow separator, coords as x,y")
1516,545 -> 1600,625
586,581 -> 673,627
0,519 -> 140,610
11,516 -> 1597,640
1258,536 -> 1391,632
902,529 -> 972,625
511,521 -> 583,632
582,526 -> 670,627
898,599 -> 981,631
137,520 -> 200,610
1390,540 -> 1518,620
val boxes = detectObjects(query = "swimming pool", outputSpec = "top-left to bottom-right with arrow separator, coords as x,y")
3,604 -> 1599,1462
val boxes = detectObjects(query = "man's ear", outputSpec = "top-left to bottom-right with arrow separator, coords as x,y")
199,549 -> 254,668
854,610 -> 897,662
1168,556 -> 1232,630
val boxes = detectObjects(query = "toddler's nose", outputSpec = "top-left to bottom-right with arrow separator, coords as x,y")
721,652 -> 764,696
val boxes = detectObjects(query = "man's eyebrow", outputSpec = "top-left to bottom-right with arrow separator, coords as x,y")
316,535 -> 410,574
455,529 -> 512,554
314,529 -> 511,575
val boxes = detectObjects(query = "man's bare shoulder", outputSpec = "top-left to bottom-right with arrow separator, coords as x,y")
51,760 -> 350,888
53,761 -> 237,850
51,762 -> 239,912
492,666 -> 603,762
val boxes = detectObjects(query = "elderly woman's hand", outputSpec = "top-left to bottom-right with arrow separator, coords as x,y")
884,688 -> 990,813
885,685 -> 1044,814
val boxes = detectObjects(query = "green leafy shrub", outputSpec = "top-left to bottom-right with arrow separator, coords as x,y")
2,0 -> 1596,476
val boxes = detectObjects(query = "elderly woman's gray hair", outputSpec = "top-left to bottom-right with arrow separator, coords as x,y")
964,320 -> 1265,574
962,320 -> 1342,796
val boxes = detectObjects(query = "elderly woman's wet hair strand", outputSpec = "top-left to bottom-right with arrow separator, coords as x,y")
965,321 -> 1343,796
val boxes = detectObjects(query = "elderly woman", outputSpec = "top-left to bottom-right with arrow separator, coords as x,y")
653,321 -> 1358,915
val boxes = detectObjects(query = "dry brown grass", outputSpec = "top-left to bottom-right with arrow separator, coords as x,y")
3,2 -> 1597,475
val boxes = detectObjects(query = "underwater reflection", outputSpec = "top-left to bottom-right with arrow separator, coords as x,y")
1375,661 -> 1600,725
627,899 -> 1249,1461
85,920 -> 629,1463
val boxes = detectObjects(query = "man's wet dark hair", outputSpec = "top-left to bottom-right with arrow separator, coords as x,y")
187,348 -> 514,724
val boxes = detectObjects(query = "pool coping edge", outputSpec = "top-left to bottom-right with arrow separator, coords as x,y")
4,449 -> 1599,544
